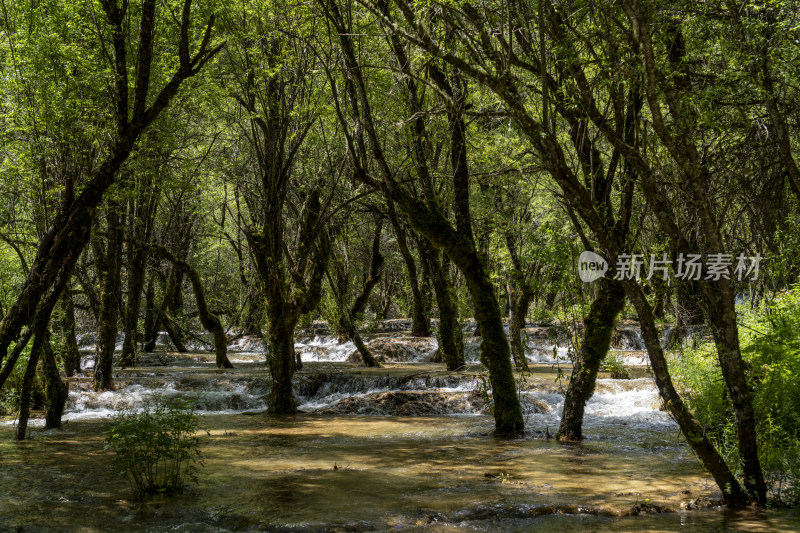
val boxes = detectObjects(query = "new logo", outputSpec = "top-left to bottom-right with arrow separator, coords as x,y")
578,251 -> 608,282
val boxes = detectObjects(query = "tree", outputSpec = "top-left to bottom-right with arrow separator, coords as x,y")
219,0 -> 336,412
0,0 -> 224,434
378,0 -> 757,503
319,0 -> 525,435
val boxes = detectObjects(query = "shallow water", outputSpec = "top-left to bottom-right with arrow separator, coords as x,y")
2,414 -> 798,532
2,333 -> 799,531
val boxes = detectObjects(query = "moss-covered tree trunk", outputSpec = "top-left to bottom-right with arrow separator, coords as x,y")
14,336 -> 40,441
557,278 -> 625,441
94,207 -> 123,391
246,190 -> 330,414
622,278 -> 751,506
704,281 -> 767,503
506,288 -> 531,372
388,206 -> 430,337
13,265 -> 77,439
341,314 -> 380,367
58,290 -> 81,376
120,242 -> 147,367
322,0 -> 523,434
504,235 -> 534,371
241,287 -> 265,337
461,252 -> 524,435
149,245 -> 233,368
420,240 -> 464,370
266,308 -> 299,413
120,181 -> 158,367
42,332 -> 69,430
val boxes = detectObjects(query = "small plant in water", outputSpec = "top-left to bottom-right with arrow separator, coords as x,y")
476,374 -> 494,415
105,397 -> 203,499
601,352 -> 632,380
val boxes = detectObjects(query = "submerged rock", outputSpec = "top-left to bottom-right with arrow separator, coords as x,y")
295,372 -> 481,400
314,389 -> 554,417
226,335 -> 265,353
345,337 -> 438,363
317,390 -> 485,416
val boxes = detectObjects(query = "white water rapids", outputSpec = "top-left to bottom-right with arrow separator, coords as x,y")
6,332 -> 674,436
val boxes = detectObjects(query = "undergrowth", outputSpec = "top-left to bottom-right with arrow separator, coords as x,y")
671,286 -> 800,505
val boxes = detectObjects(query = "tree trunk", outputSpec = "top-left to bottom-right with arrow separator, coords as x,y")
341,221 -> 384,368
266,310 -> 299,413
10,260 -> 78,439
622,279 -> 750,507
507,287 -> 532,372
557,278 -> 625,441
241,290 -> 265,337
420,241 -> 464,370
94,208 -> 123,392
247,194 -> 330,414
120,242 -> 147,367
704,282 -> 768,503
120,175 -> 159,366
58,290 -> 81,376
14,340 -> 40,441
462,254 -> 524,435
145,265 -> 188,353
75,266 -> 101,322
42,331 -> 69,430
388,207 -> 430,337
503,233 -> 533,371
650,273 -> 667,320
143,273 -> 158,352
149,244 -> 233,368
341,314 -> 380,367
160,310 -> 188,353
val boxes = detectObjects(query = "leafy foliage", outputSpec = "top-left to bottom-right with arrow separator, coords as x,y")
672,287 -> 800,504
601,353 -> 632,380
105,398 -> 203,499
0,342 -> 45,418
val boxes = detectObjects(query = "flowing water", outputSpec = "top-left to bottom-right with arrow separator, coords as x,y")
1,326 -> 798,532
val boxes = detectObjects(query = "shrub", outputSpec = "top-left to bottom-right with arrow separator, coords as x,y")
0,343 -> 46,417
671,286 -> 800,504
601,352 -> 632,380
105,398 -> 203,499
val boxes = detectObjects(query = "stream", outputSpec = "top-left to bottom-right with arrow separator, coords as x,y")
1,324 -> 798,532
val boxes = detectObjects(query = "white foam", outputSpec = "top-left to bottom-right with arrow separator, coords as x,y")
525,342 -> 572,364
295,336 -> 355,362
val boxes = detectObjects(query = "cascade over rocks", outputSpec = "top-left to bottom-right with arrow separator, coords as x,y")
345,337 -> 438,363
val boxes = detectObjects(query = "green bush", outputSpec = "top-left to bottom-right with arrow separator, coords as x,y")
601,352 -> 632,380
0,343 -> 46,417
671,286 -> 800,504
105,398 -> 203,499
